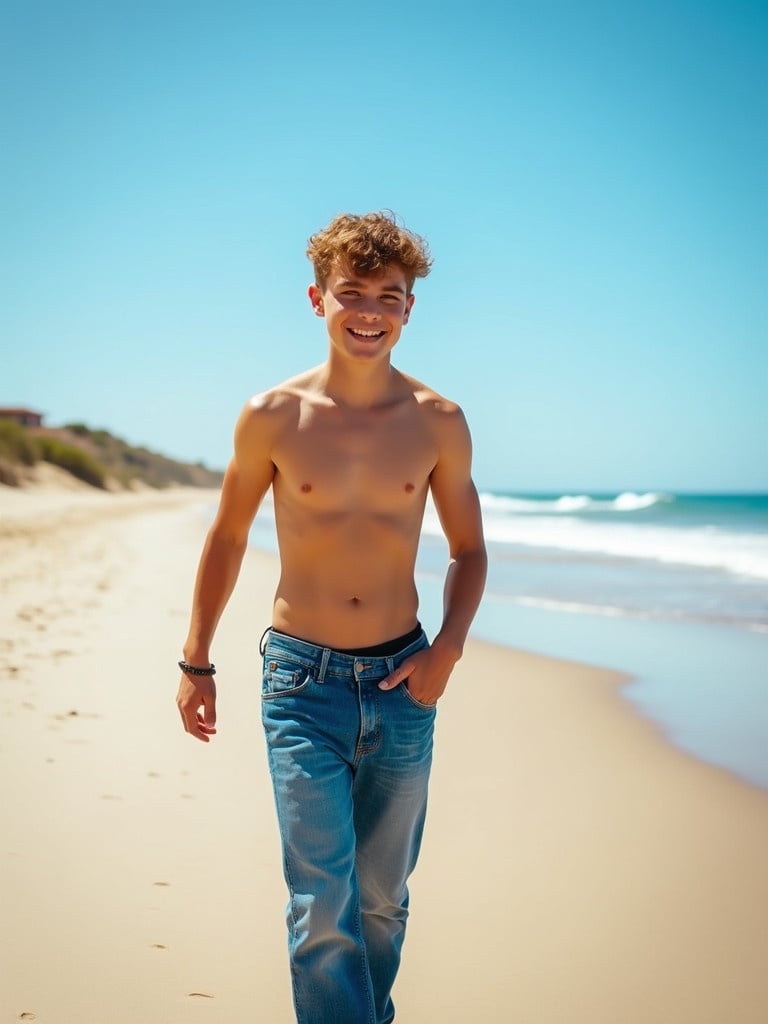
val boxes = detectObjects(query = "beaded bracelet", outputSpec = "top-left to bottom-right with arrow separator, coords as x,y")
178,660 -> 216,677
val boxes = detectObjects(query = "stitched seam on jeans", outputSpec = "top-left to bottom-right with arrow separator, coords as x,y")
352,894 -> 375,1024
262,716 -> 303,1016
353,730 -> 382,765
263,649 -> 318,673
261,677 -> 313,700
399,684 -> 437,711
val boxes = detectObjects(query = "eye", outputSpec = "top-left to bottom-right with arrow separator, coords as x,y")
380,294 -> 400,304
341,290 -> 360,298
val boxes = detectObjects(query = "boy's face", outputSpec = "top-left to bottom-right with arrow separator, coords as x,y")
308,261 -> 415,363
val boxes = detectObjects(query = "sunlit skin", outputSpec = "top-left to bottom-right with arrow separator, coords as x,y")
177,262 -> 487,741
309,265 -> 414,363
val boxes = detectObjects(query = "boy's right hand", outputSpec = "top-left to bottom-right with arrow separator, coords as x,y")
176,675 -> 217,742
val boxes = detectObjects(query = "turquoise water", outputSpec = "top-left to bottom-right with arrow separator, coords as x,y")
245,491 -> 768,791
429,491 -> 768,632
417,578 -> 768,790
418,492 -> 768,790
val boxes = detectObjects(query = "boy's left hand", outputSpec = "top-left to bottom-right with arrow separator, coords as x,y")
378,643 -> 460,706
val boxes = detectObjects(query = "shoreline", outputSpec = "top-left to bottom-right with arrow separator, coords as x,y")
464,584 -> 768,793
9,478 -> 763,790
243,495 -> 768,791
2,486 -> 768,1022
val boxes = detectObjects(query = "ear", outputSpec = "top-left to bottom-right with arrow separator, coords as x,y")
308,284 -> 325,318
402,293 -> 415,325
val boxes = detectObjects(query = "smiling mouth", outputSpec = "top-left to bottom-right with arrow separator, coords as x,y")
347,328 -> 386,340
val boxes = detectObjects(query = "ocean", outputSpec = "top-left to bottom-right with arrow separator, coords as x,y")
246,492 -> 768,791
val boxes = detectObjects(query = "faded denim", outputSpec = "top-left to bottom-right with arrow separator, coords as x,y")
261,627 -> 436,1024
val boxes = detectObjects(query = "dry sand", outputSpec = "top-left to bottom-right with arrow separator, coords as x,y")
1,484 -> 767,1023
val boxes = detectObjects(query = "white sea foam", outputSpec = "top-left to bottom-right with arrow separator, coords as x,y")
477,491 -> 673,515
504,594 -> 767,631
554,495 -> 592,512
514,596 -> 635,618
421,499 -> 768,581
613,491 -> 668,511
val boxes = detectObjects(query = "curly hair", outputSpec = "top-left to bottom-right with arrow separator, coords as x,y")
307,211 -> 432,294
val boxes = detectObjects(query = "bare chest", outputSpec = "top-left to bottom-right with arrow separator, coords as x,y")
272,402 -> 437,511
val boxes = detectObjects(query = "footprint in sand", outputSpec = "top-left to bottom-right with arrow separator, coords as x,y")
188,992 -> 214,999
153,881 -> 170,887
18,1013 -> 37,1021
150,943 -> 168,950
17,606 -> 44,622
53,709 -> 101,721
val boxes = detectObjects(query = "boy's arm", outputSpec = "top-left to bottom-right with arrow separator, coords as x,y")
176,398 -> 277,742
380,403 -> 487,704
429,405 -> 488,661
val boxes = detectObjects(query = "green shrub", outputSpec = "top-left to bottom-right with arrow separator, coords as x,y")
64,423 -> 112,449
0,417 -> 223,490
63,421 -> 90,437
36,437 -> 107,488
0,420 -> 39,466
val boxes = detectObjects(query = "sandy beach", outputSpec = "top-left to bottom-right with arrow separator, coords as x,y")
2,484 -> 768,1024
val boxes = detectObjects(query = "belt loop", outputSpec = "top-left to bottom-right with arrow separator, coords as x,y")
386,655 -> 395,674
318,647 -> 331,684
258,626 -> 272,657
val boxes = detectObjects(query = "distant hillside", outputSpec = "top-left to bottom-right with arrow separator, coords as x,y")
0,418 -> 224,490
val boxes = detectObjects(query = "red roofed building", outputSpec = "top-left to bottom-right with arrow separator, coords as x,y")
0,407 -> 44,428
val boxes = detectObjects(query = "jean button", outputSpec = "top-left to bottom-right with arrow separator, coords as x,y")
355,661 -> 364,673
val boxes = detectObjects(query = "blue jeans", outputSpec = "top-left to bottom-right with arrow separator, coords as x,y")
260,627 -> 436,1024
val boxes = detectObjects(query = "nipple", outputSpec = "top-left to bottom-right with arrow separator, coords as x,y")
301,483 -> 312,494
404,482 -> 415,493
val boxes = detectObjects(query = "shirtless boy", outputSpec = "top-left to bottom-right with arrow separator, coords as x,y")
177,211 -> 487,1024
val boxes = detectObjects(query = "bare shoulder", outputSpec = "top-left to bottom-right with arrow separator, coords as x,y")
241,372 -> 311,417
236,368 -> 320,438
398,371 -> 470,440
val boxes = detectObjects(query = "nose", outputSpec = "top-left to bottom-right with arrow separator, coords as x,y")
358,298 -> 381,320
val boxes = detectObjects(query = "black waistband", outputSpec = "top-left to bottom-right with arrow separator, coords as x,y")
335,622 -> 423,658
269,622 -> 423,659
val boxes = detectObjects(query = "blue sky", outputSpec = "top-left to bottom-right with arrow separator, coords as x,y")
2,0 -> 766,493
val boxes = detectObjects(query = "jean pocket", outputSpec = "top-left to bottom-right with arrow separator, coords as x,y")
399,682 -> 437,712
262,658 -> 313,699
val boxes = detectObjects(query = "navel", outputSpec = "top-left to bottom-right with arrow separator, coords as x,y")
300,482 -> 312,494
349,596 -> 361,606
